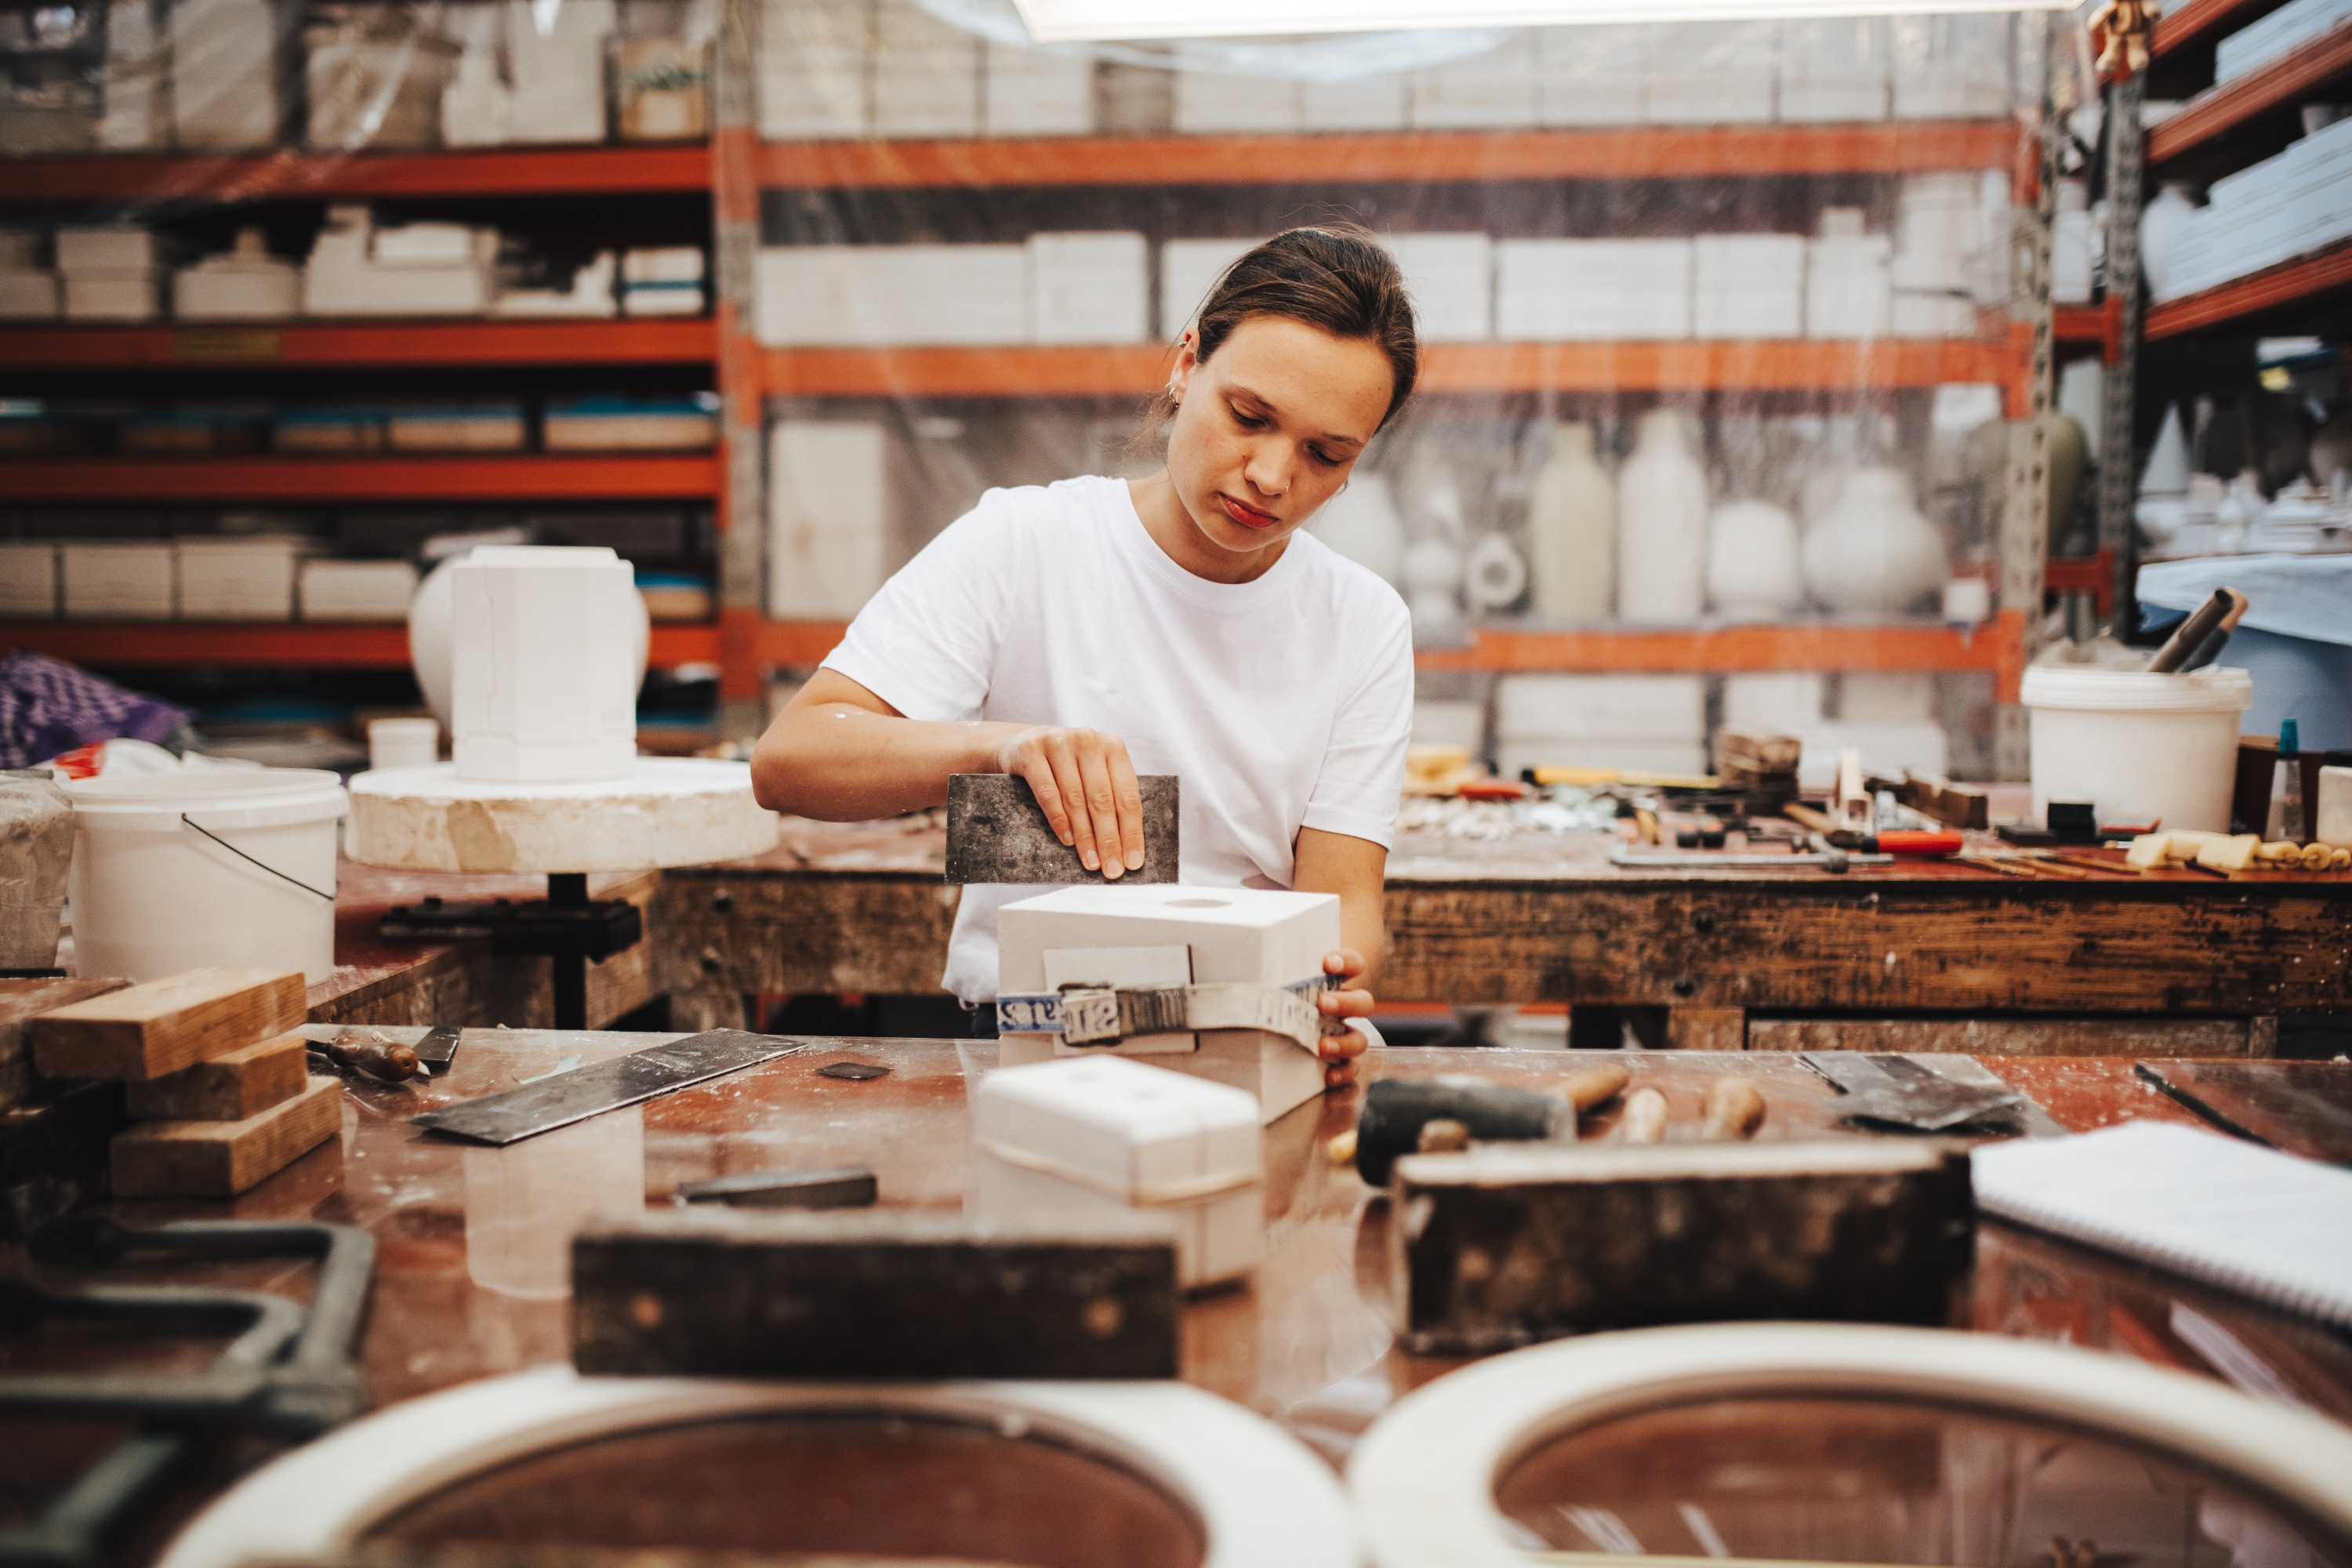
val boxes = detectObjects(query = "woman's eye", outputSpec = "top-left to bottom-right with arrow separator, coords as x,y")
1229,407 -> 1265,429
1308,447 -> 1341,467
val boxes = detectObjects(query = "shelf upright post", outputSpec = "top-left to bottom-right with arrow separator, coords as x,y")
2098,62 -> 2147,639
713,0 -> 769,742
1997,11 -> 2065,780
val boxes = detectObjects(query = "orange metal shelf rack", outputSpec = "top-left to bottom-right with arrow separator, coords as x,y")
2144,239 -> 2352,339
0,621 -> 722,670
0,143 -> 712,205
0,318 -> 717,369
7,454 -> 723,503
2147,19 -> 2352,166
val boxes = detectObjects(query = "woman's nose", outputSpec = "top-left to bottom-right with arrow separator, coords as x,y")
1244,443 -> 1292,498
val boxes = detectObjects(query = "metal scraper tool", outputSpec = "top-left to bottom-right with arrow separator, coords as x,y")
944,772 -> 1179,884
1799,1051 -> 2027,1132
412,1029 -> 804,1145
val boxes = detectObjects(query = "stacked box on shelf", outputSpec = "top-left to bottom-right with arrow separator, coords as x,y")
759,0 -> 869,139
620,247 -> 705,317
1411,33 -> 1538,129
299,558 -> 418,620
503,0 -> 611,143
1889,13 -> 2009,120
1175,67 -> 1299,135
0,543 -> 59,619
1301,69 -> 1405,132
1383,234 -> 1493,343
1536,25 -> 1642,125
1642,21 -> 1775,125
755,245 -> 1027,346
544,397 -> 717,451
60,541 -> 175,619
1495,239 -> 1693,340
2216,0 -> 2352,84
1159,238 -> 1259,341
177,537 -> 301,619
1493,673 -> 1708,779
768,419 -> 888,619
1778,16 -> 1888,122
98,0 -> 165,150
169,0 -> 283,151
305,5 -> 452,151
1693,235 -> 1804,339
387,404 -> 528,452
983,42 -> 1092,137
57,227 -> 159,322
2161,118 -> 2352,301
0,230 -> 58,320
1027,232 -> 1149,346
873,0 -> 978,138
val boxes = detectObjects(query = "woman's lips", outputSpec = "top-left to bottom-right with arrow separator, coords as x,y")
1220,494 -> 1280,530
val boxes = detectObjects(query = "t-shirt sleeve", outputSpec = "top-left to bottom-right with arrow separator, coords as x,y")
1300,590 -> 1413,851
820,491 -> 1018,722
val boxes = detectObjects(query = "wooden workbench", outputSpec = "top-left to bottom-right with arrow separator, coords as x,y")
651,818 -> 2352,1051
20,1040 -> 2350,1560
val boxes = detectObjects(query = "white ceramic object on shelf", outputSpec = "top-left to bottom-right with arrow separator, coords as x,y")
173,228 -> 300,320
1347,1323 -> 2352,1568
1615,408 -> 1709,624
1703,499 -> 1804,620
2140,182 -> 2197,301
2141,402 -> 2191,496
1462,532 -> 1527,612
1801,466 -> 1945,615
1526,421 -> 1614,620
1310,473 -> 1406,585
158,1367 -> 1360,1568
1400,538 -> 1465,637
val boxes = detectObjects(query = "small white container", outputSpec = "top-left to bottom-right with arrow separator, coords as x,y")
975,1054 -> 1262,1289
65,768 -> 348,982
997,884 -> 1340,1125
2318,765 -> 2352,848
2021,665 -> 2253,832
368,716 -> 441,771
450,546 -> 639,783
300,558 -> 418,620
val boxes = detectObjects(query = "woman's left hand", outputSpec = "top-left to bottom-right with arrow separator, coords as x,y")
1316,947 -> 1376,1089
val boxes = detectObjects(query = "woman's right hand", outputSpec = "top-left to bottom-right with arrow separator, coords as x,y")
996,726 -> 1146,879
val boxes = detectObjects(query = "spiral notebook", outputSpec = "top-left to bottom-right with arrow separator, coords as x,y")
1973,1121 -> 2352,1328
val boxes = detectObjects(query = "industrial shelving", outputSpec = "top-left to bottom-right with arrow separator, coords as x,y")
0,622 -> 722,668
0,318 -> 717,369
5,454 -> 724,503
2143,238 -> 2352,338
2147,15 -> 2352,178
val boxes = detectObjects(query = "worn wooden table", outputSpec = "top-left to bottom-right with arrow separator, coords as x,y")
15,1042 -> 2350,1562
653,818 -> 2352,1054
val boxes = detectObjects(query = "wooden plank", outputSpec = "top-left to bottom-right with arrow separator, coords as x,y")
1748,1016 -> 2252,1059
1392,1141 -> 1974,1352
1666,1007 -> 1746,1051
32,968 -> 307,1081
109,1074 -> 343,1197
1,978 -> 126,1109
123,1030 -> 310,1120
1375,882 -> 2352,1013
572,1209 -> 1180,1379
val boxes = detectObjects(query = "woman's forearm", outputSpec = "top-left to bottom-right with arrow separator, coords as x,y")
753,703 -> 1019,821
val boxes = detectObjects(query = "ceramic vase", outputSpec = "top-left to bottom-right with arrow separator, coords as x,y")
1616,408 -> 1709,623
1310,472 -> 1405,584
2140,183 -> 2196,301
1704,499 -> 1804,620
1401,538 -> 1464,637
1801,466 -> 1947,615
1463,532 -> 1528,612
2140,403 -> 2190,496
1526,420 -> 1616,620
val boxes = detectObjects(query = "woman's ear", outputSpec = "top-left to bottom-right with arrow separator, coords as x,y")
1168,328 -> 1199,402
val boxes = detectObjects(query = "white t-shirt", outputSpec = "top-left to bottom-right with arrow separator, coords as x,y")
822,474 -> 1414,1003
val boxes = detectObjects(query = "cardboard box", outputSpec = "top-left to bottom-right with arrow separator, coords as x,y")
0,543 -> 60,617
299,558 -> 418,620
754,245 -> 1027,346
176,536 -> 300,620
61,542 -> 175,619
1027,230 -> 1149,346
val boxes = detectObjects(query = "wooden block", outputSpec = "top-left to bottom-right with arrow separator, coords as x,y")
1,978 -> 126,1109
572,1208 -> 1180,1379
32,968 -> 307,1083
110,1075 -> 343,1198
124,1030 -> 309,1121
1666,1007 -> 1745,1051
1392,1139 -> 1973,1353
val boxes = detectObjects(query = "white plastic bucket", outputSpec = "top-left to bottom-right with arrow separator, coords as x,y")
2021,664 -> 2252,832
65,768 -> 349,982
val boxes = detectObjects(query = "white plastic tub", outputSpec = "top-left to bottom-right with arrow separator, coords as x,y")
65,768 -> 348,982
2021,664 -> 2252,832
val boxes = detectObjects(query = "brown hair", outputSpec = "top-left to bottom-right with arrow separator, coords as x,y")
1142,223 -> 1420,440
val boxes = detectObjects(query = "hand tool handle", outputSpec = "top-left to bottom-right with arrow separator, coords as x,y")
1563,1063 -> 1630,1113
1621,1087 -> 1668,1144
1700,1077 -> 1767,1141
2147,587 -> 2248,673
1355,1077 -> 1570,1185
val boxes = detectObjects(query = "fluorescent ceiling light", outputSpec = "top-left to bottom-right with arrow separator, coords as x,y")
1013,0 -> 2074,44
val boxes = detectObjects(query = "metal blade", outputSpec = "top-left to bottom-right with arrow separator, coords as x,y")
412,1029 -> 803,1146
1799,1051 -> 2027,1132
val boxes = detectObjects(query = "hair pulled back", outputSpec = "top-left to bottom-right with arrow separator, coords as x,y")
1145,223 -> 1419,437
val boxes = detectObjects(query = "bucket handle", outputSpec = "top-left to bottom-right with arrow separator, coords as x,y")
180,815 -> 336,903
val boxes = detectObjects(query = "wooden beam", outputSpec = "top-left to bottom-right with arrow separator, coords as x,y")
110,1075 -> 343,1197
33,969 -> 307,1081
123,1030 -> 310,1120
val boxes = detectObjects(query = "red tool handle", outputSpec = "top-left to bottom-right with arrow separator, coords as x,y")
1877,831 -> 1964,856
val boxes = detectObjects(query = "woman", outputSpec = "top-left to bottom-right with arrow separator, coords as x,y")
751,225 -> 1418,1087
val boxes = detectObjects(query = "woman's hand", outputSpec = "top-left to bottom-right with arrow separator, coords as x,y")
996,725 -> 1146,879
1316,946 -> 1377,1089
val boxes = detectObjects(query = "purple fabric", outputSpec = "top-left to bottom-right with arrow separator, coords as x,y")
0,651 -> 190,769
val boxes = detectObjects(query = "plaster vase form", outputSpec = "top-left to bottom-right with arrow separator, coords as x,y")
1704,499 -> 1805,621
1310,473 -> 1405,585
1801,466 -> 1947,615
1526,420 -> 1616,620
1615,409 -> 1710,624
1402,538 -> 1465,638
1463,532 -> 1528,612
2140,183 -> 2197,302
2141,403 -> 2190,496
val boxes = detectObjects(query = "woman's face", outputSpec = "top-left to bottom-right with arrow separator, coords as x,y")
1163,314 -> 1395,563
